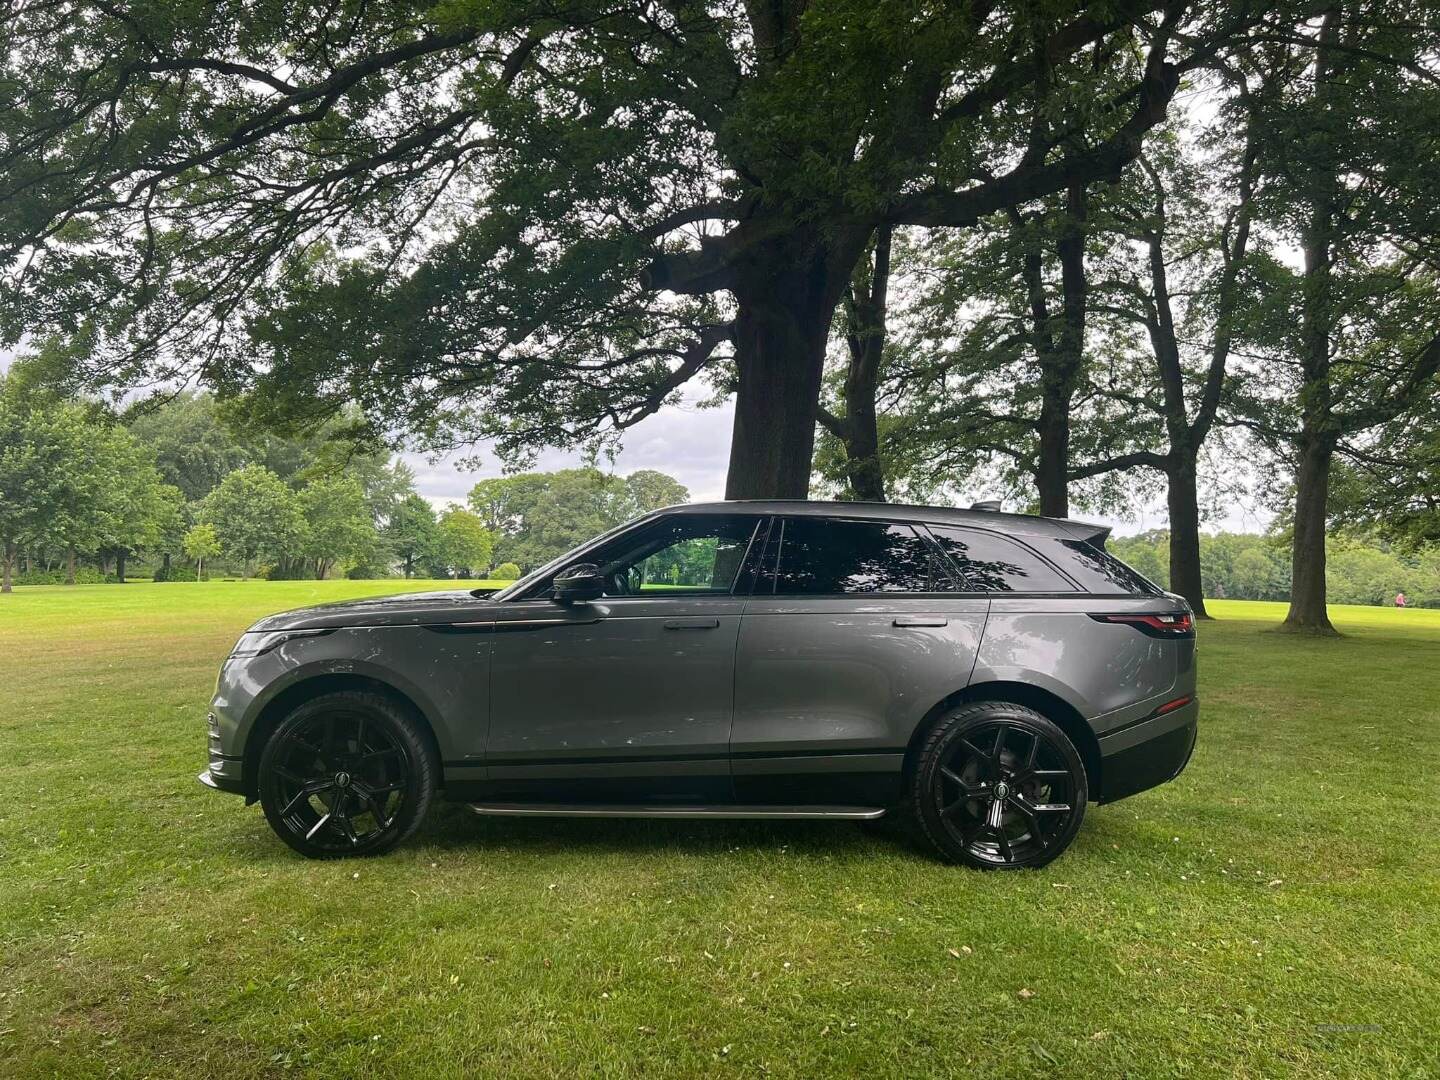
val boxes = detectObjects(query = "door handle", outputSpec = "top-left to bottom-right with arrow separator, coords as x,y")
893,617 -> 948,628
664,618 -> 721,630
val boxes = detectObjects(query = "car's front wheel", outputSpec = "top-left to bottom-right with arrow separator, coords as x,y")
258,690 -> 437,859
908,701 -> 1087,870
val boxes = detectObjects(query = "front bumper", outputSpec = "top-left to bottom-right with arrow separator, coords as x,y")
1095,698 -> 1197,803
200,709 -> 248,797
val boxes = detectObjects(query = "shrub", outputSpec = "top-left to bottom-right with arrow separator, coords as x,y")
491,562 -> 522,581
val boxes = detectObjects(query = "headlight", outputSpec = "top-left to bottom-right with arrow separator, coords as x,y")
229,628 -> 333,658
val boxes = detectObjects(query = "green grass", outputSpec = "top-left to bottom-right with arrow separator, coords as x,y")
1,585 -> 1437,1078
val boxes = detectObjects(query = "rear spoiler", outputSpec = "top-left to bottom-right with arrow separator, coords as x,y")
1060,519 -> 1112,548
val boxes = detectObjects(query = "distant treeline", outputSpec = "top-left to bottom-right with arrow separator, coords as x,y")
1109,532 -> 1440,608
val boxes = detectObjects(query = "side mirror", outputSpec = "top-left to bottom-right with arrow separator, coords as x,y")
553,563 -> 605,603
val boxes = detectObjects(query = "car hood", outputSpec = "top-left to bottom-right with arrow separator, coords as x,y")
248,589 -> 502,632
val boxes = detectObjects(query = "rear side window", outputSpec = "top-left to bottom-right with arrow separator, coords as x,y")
769,517 -> 955,595
1040,538 -> 1165,596
927,526 -> 1074,593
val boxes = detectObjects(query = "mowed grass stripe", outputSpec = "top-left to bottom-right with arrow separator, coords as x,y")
0,585 -> 1437,1077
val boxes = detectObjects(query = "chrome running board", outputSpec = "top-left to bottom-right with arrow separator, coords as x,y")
467,803 -> 886,821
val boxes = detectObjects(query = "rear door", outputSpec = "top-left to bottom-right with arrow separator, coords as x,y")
731,515 -> 989,804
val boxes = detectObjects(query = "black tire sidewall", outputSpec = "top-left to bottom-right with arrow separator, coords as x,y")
258,690 -> 437,859
910,701 -> 1088,870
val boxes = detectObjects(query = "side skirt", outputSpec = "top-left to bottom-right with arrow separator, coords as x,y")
467,803 -> 887,820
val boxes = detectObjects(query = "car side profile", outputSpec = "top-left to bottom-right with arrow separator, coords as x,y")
199,501 -> 1197,869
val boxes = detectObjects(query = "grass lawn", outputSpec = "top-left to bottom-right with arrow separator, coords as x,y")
1,583 -> 1437,1078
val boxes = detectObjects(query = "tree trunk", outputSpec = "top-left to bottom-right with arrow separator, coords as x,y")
1284,435 -> 1337,633
1166,454 -> 1209,618
161,552 -> 171,578
1282,9 -> 1340,636
2,540 -> 14,594
66,546 -> 76,585
725,228 -> 866,500
115,548 -> 127,584
1032,184 -> 1088,519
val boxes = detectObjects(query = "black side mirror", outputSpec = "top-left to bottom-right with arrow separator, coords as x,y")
553,563 -> 605,603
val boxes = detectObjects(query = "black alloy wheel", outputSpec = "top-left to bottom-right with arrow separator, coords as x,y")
910,701 -> 1087,869
258,690 -> 436,858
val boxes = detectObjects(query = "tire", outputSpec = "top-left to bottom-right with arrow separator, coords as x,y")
258,690 -> 438,859
907,701 -> 1087,870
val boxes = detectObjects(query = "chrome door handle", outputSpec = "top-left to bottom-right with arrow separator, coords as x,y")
664,618 -> 721,630
893,617 -> 947,628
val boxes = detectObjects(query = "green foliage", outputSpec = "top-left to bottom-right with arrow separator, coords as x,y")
182,523 -> 221,564
384,493 -> 441,579
200,465 -> 304,574
296,475 -> 377,580
430,507 -> 494,579
1107,530 -> 1440,607
491,561 -> 521,581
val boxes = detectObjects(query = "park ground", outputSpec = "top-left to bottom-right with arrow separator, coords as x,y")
1,582 -> 1437,1078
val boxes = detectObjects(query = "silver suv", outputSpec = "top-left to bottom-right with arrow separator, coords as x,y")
200,501 -> 1198,869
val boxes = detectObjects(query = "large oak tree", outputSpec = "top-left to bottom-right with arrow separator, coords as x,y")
2,0 -> 1267,497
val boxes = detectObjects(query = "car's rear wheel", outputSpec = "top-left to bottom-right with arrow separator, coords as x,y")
258,690 -> 437,859
908,701 -> 1087,870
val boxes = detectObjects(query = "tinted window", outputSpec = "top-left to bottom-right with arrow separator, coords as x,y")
590,515 -> 760,596
769,518 -> 954,595
1040,538 -> 1164,596
928,526 -> 1073,593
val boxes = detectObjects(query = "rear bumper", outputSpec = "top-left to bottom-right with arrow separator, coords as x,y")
1095,698 -> 1197,803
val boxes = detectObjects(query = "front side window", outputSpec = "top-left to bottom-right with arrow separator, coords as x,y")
593,515 -> 760,597
928,526 -> 1074,593
768,517 -> 954,595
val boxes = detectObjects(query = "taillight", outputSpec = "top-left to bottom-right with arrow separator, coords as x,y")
1089,612 -> 1194,638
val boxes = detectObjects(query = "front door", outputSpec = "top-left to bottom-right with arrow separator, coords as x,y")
485,513 -> 764,804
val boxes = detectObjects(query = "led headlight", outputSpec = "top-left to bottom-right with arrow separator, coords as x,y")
229,627 -> 333,658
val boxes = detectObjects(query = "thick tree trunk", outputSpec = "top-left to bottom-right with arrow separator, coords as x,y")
1166,454 -> 1209,618
725,228 -> 866,500
1284,435 -> 1337,633
161,552 -> 171,578
2,540 -> 14,594
66,546 -> 76,585
115,548 -> 127,584
1282,8 -> 1340,636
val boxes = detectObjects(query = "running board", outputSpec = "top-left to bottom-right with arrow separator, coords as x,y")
467,802 -> 886,821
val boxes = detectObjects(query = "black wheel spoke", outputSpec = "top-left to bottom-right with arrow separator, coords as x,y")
281,780 -> 333,817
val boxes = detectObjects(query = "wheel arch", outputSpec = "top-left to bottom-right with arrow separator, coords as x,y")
904,681 -> 1101,797
240,673 -> 443,799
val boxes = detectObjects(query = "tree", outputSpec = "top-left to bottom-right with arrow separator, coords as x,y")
182,523 -> 221,581
817,226 -> 894,502
126,392 -> 250,501
432,508 -> 494,579
2,3 -> 1266,498
93,425 -> 182,583
297,475 -> 376,579
385,493 -> 440,579
1232,8 -> 1440,633
200,465 -> 304,577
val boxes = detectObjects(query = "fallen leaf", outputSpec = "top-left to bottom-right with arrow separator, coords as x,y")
1018,988 -> 1035,1000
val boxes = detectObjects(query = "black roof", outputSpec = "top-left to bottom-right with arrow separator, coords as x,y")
663,500 -> 1110,544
